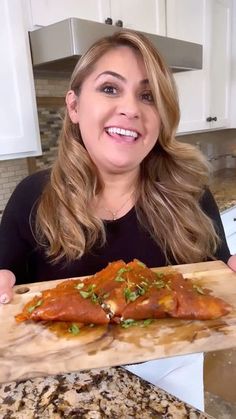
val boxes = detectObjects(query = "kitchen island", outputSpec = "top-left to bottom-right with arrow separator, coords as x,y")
0,366 -> 212,418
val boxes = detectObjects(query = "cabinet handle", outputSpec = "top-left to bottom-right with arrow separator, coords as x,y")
233,218 -> 236,221
115,20 -> 123,27
105,17 -> 113,25
206,116 -> 217,122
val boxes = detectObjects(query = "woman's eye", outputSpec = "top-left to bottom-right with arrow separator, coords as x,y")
102,85 -> 118,95
141,91 -> 154,103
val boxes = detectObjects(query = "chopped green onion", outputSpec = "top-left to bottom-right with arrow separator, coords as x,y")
102,292 -> 110,299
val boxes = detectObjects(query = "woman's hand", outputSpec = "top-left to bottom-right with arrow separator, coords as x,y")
0,270 -> 16,304
227,255 -> 236,272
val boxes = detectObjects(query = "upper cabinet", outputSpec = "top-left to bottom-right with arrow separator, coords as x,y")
109,0 -> 166,35
166,0 -> 231,134
28,0 -> 166,35
229,0 -> 236,128
0,0 -> 41,160
29,0 -> 110,27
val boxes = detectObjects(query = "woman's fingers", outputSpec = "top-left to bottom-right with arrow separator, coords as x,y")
0,288 -> 14,304
227,255 -> 236,272
0,270 -> 16,304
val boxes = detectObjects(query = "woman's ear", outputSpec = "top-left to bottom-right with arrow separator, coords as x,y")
66,90 -> 80,123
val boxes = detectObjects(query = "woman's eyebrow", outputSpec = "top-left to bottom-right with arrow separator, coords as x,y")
95,70 -> 149,85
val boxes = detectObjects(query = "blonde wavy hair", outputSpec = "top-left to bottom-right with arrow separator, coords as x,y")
36,29 -> 219,264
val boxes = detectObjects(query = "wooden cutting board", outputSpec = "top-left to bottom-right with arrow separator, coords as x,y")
1,260 -> 236,384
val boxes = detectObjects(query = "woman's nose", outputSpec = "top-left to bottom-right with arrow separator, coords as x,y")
118,94 -> 140,119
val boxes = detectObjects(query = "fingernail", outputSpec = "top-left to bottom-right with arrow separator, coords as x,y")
0,293 -> 10,304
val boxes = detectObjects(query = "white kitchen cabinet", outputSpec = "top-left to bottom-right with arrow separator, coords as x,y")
0,0 -> 41,160
229,0 -> 236,128
28,0 -> 110,28
28,0 -> 166,35
167,0 -> 231,134
109,0 -> 166,35
221,206 -> 236,255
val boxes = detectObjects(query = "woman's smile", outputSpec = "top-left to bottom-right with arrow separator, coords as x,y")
104,126 -> 140,144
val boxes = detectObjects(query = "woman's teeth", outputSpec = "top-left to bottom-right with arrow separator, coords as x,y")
106,127 -> 138,139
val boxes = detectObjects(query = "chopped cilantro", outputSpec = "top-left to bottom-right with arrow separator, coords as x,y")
137,261 -> 146,268
75,283 -> 84,290
193,284 -> 205,295
115,276 -> 126,282
121,319 -> 138,328
141,319 -> 153,327
28,299 -> 43,314
68,323 -> 80,335
124,288 -> 139,302
154,279 -> 166,289
79,290 -> 91,299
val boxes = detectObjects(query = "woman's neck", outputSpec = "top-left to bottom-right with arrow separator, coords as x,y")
93,169 -> 139,220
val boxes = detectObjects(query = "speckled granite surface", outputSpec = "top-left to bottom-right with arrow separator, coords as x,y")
210,168 -> 236,212
0,367 -> 213,419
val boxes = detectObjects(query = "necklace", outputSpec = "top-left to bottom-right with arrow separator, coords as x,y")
101,191 -> 134,221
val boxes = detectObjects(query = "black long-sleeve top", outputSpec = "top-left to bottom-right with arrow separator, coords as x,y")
0,170 -> 231,285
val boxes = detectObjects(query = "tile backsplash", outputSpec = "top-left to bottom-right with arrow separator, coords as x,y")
0,159 -> 28,218
0,75 -> 236,219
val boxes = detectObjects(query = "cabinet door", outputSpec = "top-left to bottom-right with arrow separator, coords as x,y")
29,0 -> 110,27
166,0 -> 210,133
208,0 -> 231,129
0,0 -> 41,160
110,0 -> 166,35
167,0 -> 231,134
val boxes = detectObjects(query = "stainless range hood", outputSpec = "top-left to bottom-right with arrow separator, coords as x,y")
29,18 -> 202,76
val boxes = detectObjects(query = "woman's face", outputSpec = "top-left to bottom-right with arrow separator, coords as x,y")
67,46 -> 161,175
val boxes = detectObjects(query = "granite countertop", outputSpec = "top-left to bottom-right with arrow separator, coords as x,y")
210,168 -> 236,212
0,367 -> 212,419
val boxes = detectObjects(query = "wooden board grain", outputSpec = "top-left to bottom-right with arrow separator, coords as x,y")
1,260 -> 236,384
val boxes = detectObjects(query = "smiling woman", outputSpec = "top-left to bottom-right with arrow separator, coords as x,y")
0,28 -> 235,413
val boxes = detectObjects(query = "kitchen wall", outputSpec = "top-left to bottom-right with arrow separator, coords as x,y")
0,75 -> 236,219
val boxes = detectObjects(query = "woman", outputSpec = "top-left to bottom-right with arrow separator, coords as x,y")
0,29 -> 235,410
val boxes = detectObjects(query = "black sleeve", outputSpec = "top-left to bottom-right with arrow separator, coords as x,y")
200,188 -> 231,263
0,170 -> 49,280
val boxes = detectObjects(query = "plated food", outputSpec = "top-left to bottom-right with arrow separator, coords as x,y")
15,260 -> 232,330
